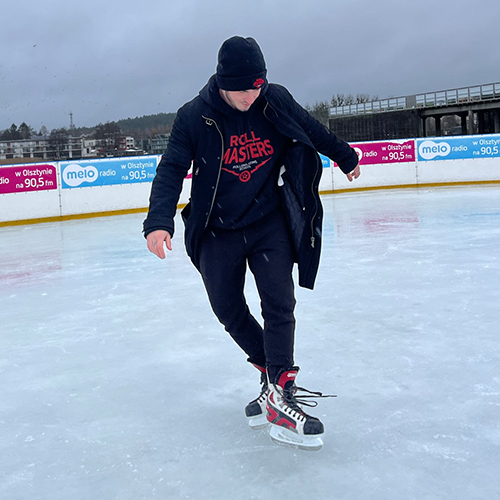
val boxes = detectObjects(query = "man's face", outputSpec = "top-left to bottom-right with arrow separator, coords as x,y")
220,89 -> 261,112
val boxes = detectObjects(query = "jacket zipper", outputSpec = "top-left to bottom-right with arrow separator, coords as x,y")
201,115 -> 224,230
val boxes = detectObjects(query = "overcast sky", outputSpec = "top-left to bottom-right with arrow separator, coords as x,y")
2,0 -> 499,132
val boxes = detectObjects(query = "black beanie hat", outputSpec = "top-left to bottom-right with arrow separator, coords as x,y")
216,36 -> 267,91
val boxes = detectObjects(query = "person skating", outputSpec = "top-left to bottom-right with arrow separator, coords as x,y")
144,36 -> 360,450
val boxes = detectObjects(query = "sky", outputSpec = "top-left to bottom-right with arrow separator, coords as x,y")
2,0 -> 500,132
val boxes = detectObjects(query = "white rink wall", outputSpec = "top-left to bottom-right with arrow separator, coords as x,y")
1,135 -> 500,225
0,155 -> 192,224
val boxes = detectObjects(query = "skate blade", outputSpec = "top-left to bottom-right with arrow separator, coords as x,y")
269,425 -> 323,451
247,414 -> 270,430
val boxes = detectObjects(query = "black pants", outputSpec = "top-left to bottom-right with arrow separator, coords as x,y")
198,211 -> 296,378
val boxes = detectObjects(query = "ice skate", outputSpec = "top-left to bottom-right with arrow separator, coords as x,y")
266,367 -> 335,451
244,364 -> 269,429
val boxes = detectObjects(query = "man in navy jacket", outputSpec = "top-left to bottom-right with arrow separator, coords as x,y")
144,36 -> 360,450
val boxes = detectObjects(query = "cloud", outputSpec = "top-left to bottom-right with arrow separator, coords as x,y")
2,0 -> 500,131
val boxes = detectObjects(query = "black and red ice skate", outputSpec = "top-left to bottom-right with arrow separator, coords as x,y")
244,364 -> 269,429
266,367 -> 335,451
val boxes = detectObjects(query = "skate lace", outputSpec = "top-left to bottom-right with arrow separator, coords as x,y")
282,385 -> 336,410
259,372 -> 269,396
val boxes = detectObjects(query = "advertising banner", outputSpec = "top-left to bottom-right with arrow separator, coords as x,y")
0,164 -> 57,195
351,140 -> 416,165
417,134 -> 500,161
333,140 -> 416,167
60,157 -> 158,189
319,154 -> 331,168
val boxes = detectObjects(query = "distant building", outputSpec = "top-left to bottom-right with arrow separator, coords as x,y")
150,134 -> 170,155
0,134 -> 138,161
0,136 -> 52,160
82,137 -> 98,157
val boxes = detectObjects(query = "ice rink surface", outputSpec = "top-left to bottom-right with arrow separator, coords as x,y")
1,185 -> 499,500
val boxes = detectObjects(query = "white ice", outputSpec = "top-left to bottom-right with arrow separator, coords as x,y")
1,185 -> 499,499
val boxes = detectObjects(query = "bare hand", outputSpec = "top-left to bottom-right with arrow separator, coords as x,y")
146,230 -> 172,259
346,164 -> 361,182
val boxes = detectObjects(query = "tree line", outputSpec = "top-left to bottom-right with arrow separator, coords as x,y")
0,123 -> 37,140
1,94 -> 377,143
305,93 -> 378,126
0,112 -> 178,142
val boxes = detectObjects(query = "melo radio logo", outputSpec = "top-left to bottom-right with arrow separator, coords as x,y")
63,163 -> 99,187
418,140 -> 451,160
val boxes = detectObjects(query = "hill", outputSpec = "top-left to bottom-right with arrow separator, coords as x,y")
116,113 -> 177,138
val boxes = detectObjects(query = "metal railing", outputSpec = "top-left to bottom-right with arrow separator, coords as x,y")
330,82 -> 500,116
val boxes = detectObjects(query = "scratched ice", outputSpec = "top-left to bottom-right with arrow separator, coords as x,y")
1,185 -> 499,500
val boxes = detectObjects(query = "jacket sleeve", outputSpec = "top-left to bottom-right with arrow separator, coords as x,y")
142,108 -> 194,238
280,87 -> 359,174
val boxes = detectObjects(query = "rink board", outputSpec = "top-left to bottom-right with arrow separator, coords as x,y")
1,134 -> 500,224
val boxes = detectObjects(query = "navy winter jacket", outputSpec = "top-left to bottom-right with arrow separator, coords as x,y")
143,79 -> 358,289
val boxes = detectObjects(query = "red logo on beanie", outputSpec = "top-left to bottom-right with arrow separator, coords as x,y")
253,78 -> 265,89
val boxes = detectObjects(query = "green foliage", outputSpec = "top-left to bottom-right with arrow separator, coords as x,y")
1,112 -> 178,142
115,113 -> 177,139
48,128 -> 69,159
117,113 -> 177,132
0,122 -> 37,140
1,124 -> 20,140
94,122 -> 121,139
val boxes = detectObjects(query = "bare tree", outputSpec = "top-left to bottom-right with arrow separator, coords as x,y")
94,122 -> 122,155
305,101 -> 331,126
331,93 -> 377,107
331,94 -> 355,107
48,128 -> 69,159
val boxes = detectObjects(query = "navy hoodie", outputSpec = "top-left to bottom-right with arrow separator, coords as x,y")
201,78 -> 289,229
